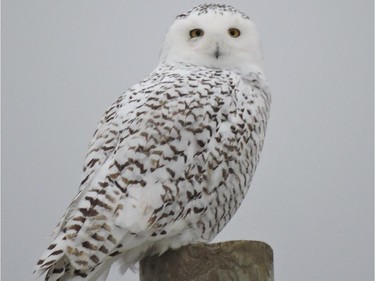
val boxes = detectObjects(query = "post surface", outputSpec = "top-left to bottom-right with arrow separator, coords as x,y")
140,240 -> 273,281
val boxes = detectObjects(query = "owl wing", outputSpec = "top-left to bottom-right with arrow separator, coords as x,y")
50,95 -> 124,237
35,95 -> 127,279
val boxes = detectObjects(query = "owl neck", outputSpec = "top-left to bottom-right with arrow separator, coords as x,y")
158,57 -> 264,77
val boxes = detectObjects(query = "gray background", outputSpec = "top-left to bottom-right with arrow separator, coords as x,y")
2,0 -> 373,281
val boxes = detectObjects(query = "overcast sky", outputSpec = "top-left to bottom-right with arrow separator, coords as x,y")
2,1 -> 373,281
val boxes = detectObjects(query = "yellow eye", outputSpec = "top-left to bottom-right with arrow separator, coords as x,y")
228,28 -> 241,38
189,29 -> 204,38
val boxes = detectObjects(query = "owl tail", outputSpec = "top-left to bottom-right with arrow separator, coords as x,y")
34,237 -> 66,279
34,239 -> 112,281
34,256 -> 111,281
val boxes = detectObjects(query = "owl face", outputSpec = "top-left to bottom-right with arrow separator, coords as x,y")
160,7 -> 263,73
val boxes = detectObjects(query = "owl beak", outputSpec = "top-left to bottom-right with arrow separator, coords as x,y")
214,45 -> 221,59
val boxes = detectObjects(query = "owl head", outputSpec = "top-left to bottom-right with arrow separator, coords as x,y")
160,4 -> 263,73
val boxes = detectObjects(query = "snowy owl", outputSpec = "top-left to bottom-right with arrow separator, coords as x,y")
35,3 -> 271,281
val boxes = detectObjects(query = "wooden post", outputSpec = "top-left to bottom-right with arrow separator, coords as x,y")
140,240 -> 273,281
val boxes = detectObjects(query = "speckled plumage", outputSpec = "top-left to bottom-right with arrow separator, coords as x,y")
35,4 -> 271,281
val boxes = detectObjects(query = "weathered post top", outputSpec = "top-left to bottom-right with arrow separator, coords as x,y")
140,240 -> 273,281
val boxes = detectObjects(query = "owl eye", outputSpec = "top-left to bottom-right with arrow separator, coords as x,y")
189,29 -> 204,38
228,28 -> 241,38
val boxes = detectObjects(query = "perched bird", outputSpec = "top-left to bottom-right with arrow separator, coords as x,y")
35,3 -> 271,281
